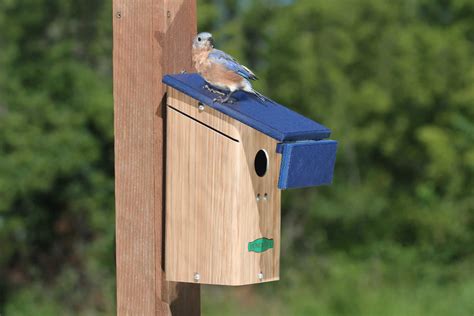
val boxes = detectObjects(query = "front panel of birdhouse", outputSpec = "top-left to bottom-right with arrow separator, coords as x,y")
165,88 -> 281,286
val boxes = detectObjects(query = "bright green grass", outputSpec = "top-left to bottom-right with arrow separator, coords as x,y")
203,254 -> 474,316
4,251 -> 473,315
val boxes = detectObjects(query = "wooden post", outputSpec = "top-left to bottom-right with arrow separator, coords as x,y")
113,0 -> 200,315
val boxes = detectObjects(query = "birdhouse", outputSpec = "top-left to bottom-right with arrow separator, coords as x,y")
162,73 -> 337,286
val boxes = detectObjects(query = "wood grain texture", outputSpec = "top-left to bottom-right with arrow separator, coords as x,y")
113,1 -> 199,314
166,88 -> 281,286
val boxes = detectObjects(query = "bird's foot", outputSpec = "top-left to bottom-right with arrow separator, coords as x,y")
213,96 -> 234,104
213,97 -> 225,103
204,84 -> 225,96
214,90 -> 237,104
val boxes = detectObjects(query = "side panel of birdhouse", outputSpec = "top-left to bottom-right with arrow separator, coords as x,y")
166,89 -> 281,286
166,105 -> 240,284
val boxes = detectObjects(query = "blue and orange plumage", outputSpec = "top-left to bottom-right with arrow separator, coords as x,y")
192,32 -> 268,104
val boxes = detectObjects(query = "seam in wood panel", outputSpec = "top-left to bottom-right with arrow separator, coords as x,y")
168,105 -> 240,143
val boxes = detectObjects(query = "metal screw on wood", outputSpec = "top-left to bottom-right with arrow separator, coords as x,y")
256,194 -> 261,201
263,193 -> 268,201
198,103 -> 205,112
115,11 -> 122,19
258,272 -> 264,281
194,273 -> 200,282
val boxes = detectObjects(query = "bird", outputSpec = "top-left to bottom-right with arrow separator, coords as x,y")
192,32 -> 268,104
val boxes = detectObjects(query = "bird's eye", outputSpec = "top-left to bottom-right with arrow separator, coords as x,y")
198,37 -> 201,42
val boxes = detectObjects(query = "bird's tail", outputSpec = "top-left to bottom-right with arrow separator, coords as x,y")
249,89 -> 276,105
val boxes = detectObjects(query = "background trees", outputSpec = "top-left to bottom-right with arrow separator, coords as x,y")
0,0 -> 473,314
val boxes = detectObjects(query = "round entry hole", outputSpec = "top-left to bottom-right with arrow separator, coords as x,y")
254,150 -> 268,177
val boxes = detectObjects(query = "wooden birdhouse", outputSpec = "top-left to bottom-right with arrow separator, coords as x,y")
162,73 -> 337,286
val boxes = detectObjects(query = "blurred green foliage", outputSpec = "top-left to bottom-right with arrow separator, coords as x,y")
0,0 -> 115,313
0,0 -> 473,315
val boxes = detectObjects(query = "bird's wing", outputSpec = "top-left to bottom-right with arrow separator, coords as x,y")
209,49 -> 258,80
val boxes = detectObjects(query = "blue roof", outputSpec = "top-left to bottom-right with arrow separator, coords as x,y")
162,73 -> 331,142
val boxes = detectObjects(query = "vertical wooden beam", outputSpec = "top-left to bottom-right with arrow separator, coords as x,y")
113,0 -> 199,315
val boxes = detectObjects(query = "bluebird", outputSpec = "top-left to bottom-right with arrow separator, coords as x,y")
192,32 -> 267,104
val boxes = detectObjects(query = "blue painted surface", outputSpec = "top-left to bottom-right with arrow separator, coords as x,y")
163,73 -> 331,142
278,140 -> 338,189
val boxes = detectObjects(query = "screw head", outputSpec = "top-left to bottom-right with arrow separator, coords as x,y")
256,194 -> 261,201
258,272 -> 264,281
115,11 -> 122,19
194,273 -> 200,282
198,103 -> 205,112
263,193 -> 268,201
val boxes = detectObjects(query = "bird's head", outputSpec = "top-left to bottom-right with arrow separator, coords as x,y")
193,32 -> 214,51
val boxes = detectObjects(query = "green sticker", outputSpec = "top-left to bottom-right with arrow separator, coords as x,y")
248,238 -> 274,253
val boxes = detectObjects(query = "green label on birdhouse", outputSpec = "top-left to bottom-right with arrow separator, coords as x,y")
248,238 -> 274,253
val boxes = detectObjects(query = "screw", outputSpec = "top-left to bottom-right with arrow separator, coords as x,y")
263,193 -> 268,201
115,11 -> 122,19
258,272 -> 264,281
194,272 -> 200,282
256,194 -> 261,202
198,103 -> 205,112
180,70 -> 187,74
167,11 -> 171,18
